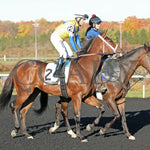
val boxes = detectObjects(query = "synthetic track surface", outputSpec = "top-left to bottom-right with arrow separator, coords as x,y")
0,96 -> 150,150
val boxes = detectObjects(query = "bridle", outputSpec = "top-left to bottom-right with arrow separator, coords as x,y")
98,34 -> 118,53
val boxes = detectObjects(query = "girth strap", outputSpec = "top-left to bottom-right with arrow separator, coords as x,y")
59,64 -> 68,98
116,80 -> 130,94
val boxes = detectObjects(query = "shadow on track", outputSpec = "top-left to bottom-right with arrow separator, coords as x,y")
16,108 -> 150,139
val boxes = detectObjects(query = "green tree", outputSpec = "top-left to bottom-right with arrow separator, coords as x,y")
0,36 -> 7,51
147,29 -> 150,43
107,28 -> 118,43
138,28 -> 147,45
39,32 -> 49,44
127,31 -> 133,44
132,30 -> 139,44
115,30 -> 120,43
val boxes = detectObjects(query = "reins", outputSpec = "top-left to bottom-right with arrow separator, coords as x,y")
78,52 -> 115,57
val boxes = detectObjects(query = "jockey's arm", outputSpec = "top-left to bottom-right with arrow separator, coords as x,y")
75,33 -> 81,49
69,32 -> 78,52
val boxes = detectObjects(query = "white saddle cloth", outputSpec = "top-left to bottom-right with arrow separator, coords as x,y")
44,61 -> 71,85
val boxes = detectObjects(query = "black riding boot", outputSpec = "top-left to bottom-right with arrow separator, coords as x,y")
53,57 -> 64,78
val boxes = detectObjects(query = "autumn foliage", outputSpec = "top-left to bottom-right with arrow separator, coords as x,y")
0,16 -> 150,58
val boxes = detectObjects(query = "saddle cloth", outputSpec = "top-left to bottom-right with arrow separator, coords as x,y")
101,57 -> 120,82
44,60 -> 71,85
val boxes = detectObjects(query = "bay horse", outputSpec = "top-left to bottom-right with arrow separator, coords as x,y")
98,43 -> 150,140
49,43 -> 150,141
0,31 -> 119,142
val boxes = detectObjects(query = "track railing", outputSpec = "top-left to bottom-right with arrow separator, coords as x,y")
0,74 -> 150,98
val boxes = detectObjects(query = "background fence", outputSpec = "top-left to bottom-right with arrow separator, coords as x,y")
0,74 -> 150,98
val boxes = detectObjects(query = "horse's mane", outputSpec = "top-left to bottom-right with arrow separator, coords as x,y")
119,46 -> 144,61
79,38 -> 95,55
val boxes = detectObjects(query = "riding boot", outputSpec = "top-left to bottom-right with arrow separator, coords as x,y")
98,74 -> 107,93
53,57 -> 64,78
101,83 -> 107,93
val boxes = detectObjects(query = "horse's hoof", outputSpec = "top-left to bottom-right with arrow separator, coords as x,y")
49,123 -> 59,133
128,135 -> 135,140
11,130 -> 16,137
86,124 -> 92,131
67,130 -> 77,138
81,138 -> 88,142
27,135 -> 34,139
99,128 -> 105,135
49,126 -> 58,133
49,127 -> 54,133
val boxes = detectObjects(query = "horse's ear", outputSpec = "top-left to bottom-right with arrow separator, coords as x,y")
146,42 -> 149,47
144,42 -> 150,50
144,43 -> 147,49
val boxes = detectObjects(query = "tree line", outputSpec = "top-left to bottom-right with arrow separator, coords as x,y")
0,16 -> 150,57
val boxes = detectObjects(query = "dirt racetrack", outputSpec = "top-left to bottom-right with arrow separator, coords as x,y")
0,95 -> 150,150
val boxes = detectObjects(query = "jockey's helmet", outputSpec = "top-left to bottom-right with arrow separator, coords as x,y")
89,15 -> 102,26
75,14 -> 89,20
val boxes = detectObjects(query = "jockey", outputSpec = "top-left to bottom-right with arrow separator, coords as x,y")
86,14 -> 102,40
86,14 -> 106,93
50,14 -> 89,77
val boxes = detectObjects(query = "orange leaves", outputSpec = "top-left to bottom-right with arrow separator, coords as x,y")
122,16 -> 142,35
17,23 -> 33,37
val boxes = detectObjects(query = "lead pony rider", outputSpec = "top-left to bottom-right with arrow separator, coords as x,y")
50,14 -> 89,77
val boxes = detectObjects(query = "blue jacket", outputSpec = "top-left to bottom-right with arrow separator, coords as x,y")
86,28 -> 101,40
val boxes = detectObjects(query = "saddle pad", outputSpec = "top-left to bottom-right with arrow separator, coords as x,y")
44,61 -> 71,85
101,57 -> 120,82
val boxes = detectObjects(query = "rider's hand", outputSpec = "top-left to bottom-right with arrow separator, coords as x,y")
74,52 -> 78,58
76,51 -> 81,57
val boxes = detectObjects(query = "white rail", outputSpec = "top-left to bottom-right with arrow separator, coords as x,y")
131,75 -> 150,98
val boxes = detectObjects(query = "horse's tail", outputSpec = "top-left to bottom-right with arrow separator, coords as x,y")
0,59 -> 28,111
0,72 -> 14,110
34,91 -> 48,114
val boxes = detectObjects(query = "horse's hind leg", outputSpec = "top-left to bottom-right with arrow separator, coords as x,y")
19,89 -> 40,139
83,96 -> 105,131
117,98 -> 135,140
100,98 -> 120,135
10,100 -> 20,137
20,102 -> 34,139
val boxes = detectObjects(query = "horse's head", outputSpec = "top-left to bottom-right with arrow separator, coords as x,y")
140,42 -> 150,73
88,31 -> 120,55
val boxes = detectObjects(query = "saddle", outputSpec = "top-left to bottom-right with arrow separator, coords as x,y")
101,57 -> 120,82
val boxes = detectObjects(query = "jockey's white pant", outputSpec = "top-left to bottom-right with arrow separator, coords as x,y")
50,31 -> 73,59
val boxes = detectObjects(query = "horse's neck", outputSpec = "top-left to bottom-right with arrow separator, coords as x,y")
78,38 -> 102,70
119,48 -> 144,82
87,38 -> 102,54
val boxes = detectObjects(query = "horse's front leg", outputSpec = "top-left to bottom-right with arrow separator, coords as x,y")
49,98 -> 77,138
61,100 -> 77,138
83,95 -> 105,131
117,98 -> 135,140
72,95 -> 87,142
49,101 -> 61,133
